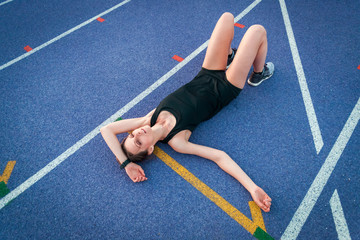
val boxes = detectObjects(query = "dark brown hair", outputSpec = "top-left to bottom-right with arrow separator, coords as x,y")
120,135 -> 148,162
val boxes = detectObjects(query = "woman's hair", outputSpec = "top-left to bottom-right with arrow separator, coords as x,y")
120,135 -> 148,162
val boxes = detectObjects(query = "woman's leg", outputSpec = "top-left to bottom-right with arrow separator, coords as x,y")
226,25 -> 268,89
202,12 -> 234,71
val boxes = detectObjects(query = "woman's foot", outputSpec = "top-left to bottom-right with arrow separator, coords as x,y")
250,187 -> 272,212
247,62 -> 275,86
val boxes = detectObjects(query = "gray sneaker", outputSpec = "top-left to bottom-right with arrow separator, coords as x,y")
247,62 -> 275,86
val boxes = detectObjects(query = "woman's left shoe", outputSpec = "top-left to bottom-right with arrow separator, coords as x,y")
247,62 -> 275,86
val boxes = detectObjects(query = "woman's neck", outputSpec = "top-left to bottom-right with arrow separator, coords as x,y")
151,110 -> 177,143
151,123 -> 170,142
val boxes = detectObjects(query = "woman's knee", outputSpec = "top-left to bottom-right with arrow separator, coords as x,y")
219,12 -> 234,24
248,24 -> 267,37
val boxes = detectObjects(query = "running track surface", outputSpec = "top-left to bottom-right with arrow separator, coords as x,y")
0,0 -> 359,239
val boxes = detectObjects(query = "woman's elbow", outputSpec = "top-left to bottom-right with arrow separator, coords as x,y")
100,125 -> 110,136
213,150 -> 228,163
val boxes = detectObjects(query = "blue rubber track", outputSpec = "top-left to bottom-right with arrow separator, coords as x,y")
0,0 -> 359,239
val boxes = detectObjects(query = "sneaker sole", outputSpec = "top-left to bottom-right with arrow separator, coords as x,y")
247,72 -> 273,87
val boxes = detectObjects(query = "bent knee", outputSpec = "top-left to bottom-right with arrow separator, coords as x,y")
248,24 -> 267,36
220,12 -> 234,23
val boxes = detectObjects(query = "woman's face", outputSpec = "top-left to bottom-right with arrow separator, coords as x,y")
124,125 -> 154,155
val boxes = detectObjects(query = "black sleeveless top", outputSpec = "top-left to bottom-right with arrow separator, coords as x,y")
150,68 -> 241,143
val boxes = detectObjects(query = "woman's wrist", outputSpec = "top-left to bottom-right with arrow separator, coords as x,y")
249,184 -> 260,194
120,159 -> 132,169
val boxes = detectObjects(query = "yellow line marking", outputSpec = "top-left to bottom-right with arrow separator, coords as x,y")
153,147 -> 266,235
249,201 -> 266,232
0,161 -> 16,184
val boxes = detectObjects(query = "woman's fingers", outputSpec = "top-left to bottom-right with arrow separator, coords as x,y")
133,176 -> 147,183
257,201 -> 269,212
139,168 -> 146,177
137,168 -> 147,181
257,200 -> 270,212
262,199 -> 271,212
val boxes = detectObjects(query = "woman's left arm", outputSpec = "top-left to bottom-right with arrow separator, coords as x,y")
101,109 -> 155,135
169,137 -> 271,212
100,109 -> 155,183
170,139 -> 257,192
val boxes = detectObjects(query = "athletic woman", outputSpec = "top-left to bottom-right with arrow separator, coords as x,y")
101,12 -> 274,212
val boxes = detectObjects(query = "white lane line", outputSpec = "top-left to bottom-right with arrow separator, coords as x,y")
234,0 -> 261,22
0,0 -> 262,210
279,0 -> 324,154
281,97 -> 360,240
330,189 -> 352,240
0,0 -> 131,71
0,0 -> 13,7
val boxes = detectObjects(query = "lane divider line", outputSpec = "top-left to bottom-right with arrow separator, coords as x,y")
0,0 -> 13,7
0,161 -> 16,185
279,0 -> 324,154
0,0 -> 131,71
153,147 -> 273,239
281,97 -> 360,240
249,201 -> 266,232
0,0 -> 262,210
329,189 -> 352,240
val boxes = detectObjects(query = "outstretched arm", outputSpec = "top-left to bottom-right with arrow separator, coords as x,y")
169,137 -> 272,212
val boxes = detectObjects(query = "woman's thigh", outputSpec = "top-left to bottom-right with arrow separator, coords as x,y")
226,25 -> 267,89
202,12 -> 234,71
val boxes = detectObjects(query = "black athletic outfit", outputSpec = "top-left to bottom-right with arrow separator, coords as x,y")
150,68 -> 241,143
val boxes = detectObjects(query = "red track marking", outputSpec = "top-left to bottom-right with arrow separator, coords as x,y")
24,45 -> 32,52
234,23 -> 245,28
357,65 -> 360,70
97,17 -> 105,22
172,55 -> 184,62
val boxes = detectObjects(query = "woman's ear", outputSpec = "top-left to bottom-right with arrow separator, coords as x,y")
148,145 -> 154,155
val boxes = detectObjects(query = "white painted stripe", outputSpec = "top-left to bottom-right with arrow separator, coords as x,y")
330,189 -> 352,240
0,0 -> 262,210
281,97 -> 360,240
279,0 -> 324,154
0,0 -> 131,71
234,0 -> 261,23
0,0 -> 13,7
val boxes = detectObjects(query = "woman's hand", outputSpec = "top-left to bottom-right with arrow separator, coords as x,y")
250,187 -> 272,212
125,162 -> 148,182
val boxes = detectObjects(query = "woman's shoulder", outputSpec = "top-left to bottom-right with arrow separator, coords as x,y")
168,130 -> 192,152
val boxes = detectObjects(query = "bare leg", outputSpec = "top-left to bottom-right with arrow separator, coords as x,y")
202,12 -> 235,71
226,25 -> 268,89
203,15 -> 271,211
